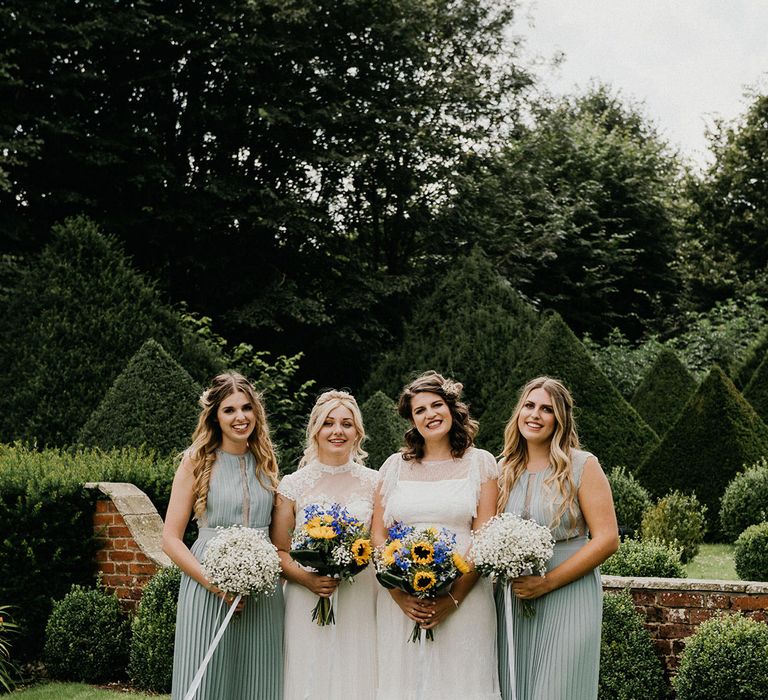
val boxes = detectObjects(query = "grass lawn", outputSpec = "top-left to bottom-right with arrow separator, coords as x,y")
9,682 -> 169,699
685,543 -> 738,580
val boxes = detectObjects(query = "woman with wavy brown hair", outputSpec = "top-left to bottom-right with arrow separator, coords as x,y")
162,372 -> 283,700
495,376 -> 618,700
371,371 -> 501,699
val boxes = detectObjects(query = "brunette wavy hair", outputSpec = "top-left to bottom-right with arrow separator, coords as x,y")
187,372 -> 279,520
397,371 -> 478,461
497,376 -> 580,528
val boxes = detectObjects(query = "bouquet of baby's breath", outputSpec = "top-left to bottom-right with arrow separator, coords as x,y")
471,513 -> 554,616
374,522 -> 470,642
290,503 -> 372,625
201,525 -> 281,598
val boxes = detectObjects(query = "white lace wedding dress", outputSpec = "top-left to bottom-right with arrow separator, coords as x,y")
278,460 -> 379,700
376,447 -> 501,700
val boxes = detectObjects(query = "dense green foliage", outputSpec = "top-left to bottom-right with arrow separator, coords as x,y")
734,523 -> 768,582
719,459 -> 768,542
636,366 -> 768,537
631,348 -> 696,436
641,491 -> 707,563
79,340 -> 201,455
360,392 -> 407,470
44,585 -> 130,683
0,217 -> 223,446
599,590 -> 667,700
601,537 -> 685,578
605,466 -> 652,535
129,567 -> 181,693
0,445 -> 176,660
673,614 -> 768,700
744,350 -> 768,424
365,250 -> 539,419
480,314 -> 659,467
734,326 -> 768,389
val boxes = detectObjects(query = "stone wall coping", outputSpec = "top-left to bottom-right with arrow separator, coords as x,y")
602,574 -> 768,594
85,481 -> 172,568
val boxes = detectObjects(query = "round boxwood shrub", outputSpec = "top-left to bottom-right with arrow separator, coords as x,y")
601,537 -> 685,578
734,522 -> 768,582
129,566 -> 181,693
599,589 -> 667,700
674,614 -> 768,700
606,466 -> 652,536
720,459 -> 768,542
44,584 -> 130,683
641,490 -> 707,563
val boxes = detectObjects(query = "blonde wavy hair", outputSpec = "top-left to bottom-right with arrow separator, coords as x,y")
299,390 -> 367,468
497,377 -> 580,529
187,372 -> 279,520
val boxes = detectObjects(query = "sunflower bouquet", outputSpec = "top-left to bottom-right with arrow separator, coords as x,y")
374,522 -> 471,642
290,502 -> 373,625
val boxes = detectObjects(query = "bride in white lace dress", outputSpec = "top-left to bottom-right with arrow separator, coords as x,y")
372,372 -> 501,700
271,391 -> 379,699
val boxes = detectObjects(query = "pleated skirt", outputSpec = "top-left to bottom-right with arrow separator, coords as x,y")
171,530 -> 284,700
495,536 -> 602,700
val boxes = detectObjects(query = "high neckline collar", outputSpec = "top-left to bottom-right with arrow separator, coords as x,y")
309,460 -> 357,473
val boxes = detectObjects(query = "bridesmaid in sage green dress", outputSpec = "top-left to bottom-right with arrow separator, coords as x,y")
495,377 -> 618,700
163,372 -> 283,700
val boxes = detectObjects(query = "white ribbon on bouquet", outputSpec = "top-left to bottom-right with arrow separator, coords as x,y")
504,584 -> 518,700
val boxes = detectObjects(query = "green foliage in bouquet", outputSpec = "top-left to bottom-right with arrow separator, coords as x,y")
674,614 -> 768,700
0,216 -> 223,447
44,584 -> 131,683
129,566 -> 181,693
601,537 -> 685,578
481,313 -> 659,468
599,590 -> 667,700
0,444 -> 176,660
743,350 -> 768,424
734,522 -> 768,582
606,466 -> 652,536
719,458 -> 768,542
631,347 -> 696,436
79,339 -> 201,455
361,391 -> 407,470
364,249 -> 539,420
636,366 -> 768,538
641,491 -> 707,564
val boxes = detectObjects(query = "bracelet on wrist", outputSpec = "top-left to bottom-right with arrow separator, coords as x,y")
448,592 -> 460,609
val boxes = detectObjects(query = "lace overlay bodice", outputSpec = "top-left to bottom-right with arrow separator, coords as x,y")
278,460 -> 379,527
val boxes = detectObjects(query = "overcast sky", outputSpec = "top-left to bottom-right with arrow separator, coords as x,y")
515,0 -> 768,169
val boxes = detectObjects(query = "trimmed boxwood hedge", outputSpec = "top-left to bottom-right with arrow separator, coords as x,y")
360,391 -> 407,470
733,326 -> 768,389
79,339 -> 201,455
631,347 -> 696,436
744,350 -> 768,425
636,366 -> 768,538
719,459 -> 768,542
606,465 -> 652,536
0,444 -> 176,660
734,522 -> 768,582
480,313 -> 659,468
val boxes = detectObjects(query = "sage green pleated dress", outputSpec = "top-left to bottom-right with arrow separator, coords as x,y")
171,450 -> 284,700
495,449 -> 602,700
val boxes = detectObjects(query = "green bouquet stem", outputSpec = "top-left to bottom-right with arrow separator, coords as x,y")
409,622 -> 435,643
311,595 -> 335,626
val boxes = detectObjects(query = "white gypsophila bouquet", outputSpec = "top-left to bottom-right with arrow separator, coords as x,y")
201,525 -> 281,597
471,513 -> 555,616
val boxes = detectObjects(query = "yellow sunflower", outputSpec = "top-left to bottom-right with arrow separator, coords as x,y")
411,541 -> 434,565
320,514 -> 334,524
426,527 -> 439,537
412,570 -> 436,592
382,539 -> 403,566
351,538 -> 372,565
306,525 -> 337,539
452,552 -> 471,574
305,516 -> 321,529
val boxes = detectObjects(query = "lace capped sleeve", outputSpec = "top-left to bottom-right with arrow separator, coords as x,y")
277,470 -> 304,503
377,452 -> 403,506
468,448 -> 499,518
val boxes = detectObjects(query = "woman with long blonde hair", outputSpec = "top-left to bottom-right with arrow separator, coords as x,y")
495,376 -> 618,700
163,372 -> 283,700
271,389 -> 379,699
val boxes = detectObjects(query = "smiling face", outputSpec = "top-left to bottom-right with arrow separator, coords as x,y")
316,405 -> 358,465
517,387 -> 556,445
216,390 -> 256,452
410,391 -> 453,444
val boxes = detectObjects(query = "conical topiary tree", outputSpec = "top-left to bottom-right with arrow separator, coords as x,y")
733,325 -> 768,389
636,365 -> 768,537
631,347 -> 696,436
743,350 -> 768,424
0,216 -> 223,446
480,313 -> 659,469
79,340 -> 201,454
360,391 -> 408,470
364,248 -> 539,419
